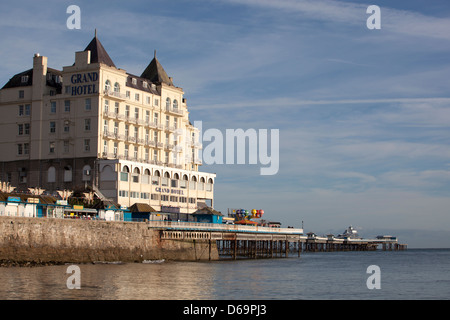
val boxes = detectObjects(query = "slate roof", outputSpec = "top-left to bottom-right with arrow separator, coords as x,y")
2,69 -> 33,89
140,53 -> 174,86
83,35 -> 116,68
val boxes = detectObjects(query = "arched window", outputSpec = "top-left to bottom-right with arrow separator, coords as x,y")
63,165 -> 72,182
166,97 -> 171,110
47,166 -> 56,183
199,177 -> 205,191
100,165 -> 115,181
132,167 -> 140,183
142,168 -> 151,184
180,174 -> 188,189
207,178 -> 214,191
82,165 -> 91,181
162,171 -> 170,186
151,170 -> 160,185
190,176 -> 197,190
171,173 -> 179,188
114,82 -> 120,93
173,99 -> 178,109
120,165 -> 129,182
105,80 -> 111,92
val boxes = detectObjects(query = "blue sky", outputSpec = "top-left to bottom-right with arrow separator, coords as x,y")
1,0 -> 450,247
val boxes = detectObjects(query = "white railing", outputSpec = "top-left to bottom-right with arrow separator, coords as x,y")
147,220 -> 303,235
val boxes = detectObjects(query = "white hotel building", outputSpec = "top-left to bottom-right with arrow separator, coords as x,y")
0,34 -> 215,213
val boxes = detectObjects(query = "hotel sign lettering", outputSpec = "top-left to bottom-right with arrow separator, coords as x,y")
70,72 -> 99,96
154,187 -> 185,195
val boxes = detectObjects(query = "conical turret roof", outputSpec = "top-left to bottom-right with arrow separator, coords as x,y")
140,51 -> 173,86
83,31 -> 116,68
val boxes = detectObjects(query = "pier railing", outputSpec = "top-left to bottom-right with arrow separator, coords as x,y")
146,220 -> 304,235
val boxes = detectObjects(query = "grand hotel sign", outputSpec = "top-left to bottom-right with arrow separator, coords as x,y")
70,72 -> 99,96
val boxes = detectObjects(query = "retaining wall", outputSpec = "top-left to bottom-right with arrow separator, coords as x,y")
0,216 -> 218,264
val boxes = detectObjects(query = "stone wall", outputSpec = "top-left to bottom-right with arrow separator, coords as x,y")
0,216 -> 218,264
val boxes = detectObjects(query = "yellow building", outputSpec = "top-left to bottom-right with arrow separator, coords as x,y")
0,33 -> 215,213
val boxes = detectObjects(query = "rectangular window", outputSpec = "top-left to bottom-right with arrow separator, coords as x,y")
50,121 -> 56,133
134,127 -> 138,139
50,101 -> 56,113
145,110 -> 150,122
84,118 -> 91,131
18,105 -> 24,116
154,112 -> 158,124
104,100 -> 109,113
17,144 -> 23,155
124,144 -> 129,158
24,143 -> 29,155
63,140 -> 69,153
115,102 -> 119,114
170,196 -> 178,202
166,115 -> 170,127
64,100 -> 70,112
114,122 -> 119,134
49,142 -> 55,154
171,179 -> 178,188
161,195 -> 169,202
135,93 -> 139,101
125,105 -> 130,117
24,123 -> 30,135
25,104 -> 31,116
18,124 -> 23,135
154,98 -> 159,106
84,139 -> 90,152
151,176 -> 159,186
120,172 -> 128,182
64,123 -> 70,133
134,146 -> 138,159
19,90 -> 24,99
151,194 -> 159,200
85,98 -> 91,111
134,107 -> 139,119
153,150 -> 158,161
114,142 -> 118,156
103,141 -> 108,154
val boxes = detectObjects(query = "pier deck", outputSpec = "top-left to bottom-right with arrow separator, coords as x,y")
147,220 -> 406,259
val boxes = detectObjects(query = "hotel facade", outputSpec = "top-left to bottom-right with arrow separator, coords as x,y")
0,34 -> 215,214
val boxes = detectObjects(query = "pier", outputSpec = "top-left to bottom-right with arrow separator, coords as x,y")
148,220 -> 407,260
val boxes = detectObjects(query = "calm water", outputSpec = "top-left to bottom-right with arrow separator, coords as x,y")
0,249 -> 449,300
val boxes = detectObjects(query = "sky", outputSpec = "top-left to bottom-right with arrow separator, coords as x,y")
1,0 -> 450,247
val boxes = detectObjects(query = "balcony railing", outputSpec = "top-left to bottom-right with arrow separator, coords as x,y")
165,107 -> 184,116
104,90 -> 127,100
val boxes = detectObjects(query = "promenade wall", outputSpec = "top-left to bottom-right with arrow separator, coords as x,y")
0,216 -> 218,264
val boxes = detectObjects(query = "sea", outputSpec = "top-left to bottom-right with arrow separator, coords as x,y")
0,249 -> 448,301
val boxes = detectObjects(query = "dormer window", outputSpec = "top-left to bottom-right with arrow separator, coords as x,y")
132,78 -> 137,85
21,75 -> 29,83
143,81 -> 148,88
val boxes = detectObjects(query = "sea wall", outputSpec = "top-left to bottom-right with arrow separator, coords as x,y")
0,216 -> 218,264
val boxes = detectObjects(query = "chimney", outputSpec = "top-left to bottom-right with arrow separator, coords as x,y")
32,53 -> 48,100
